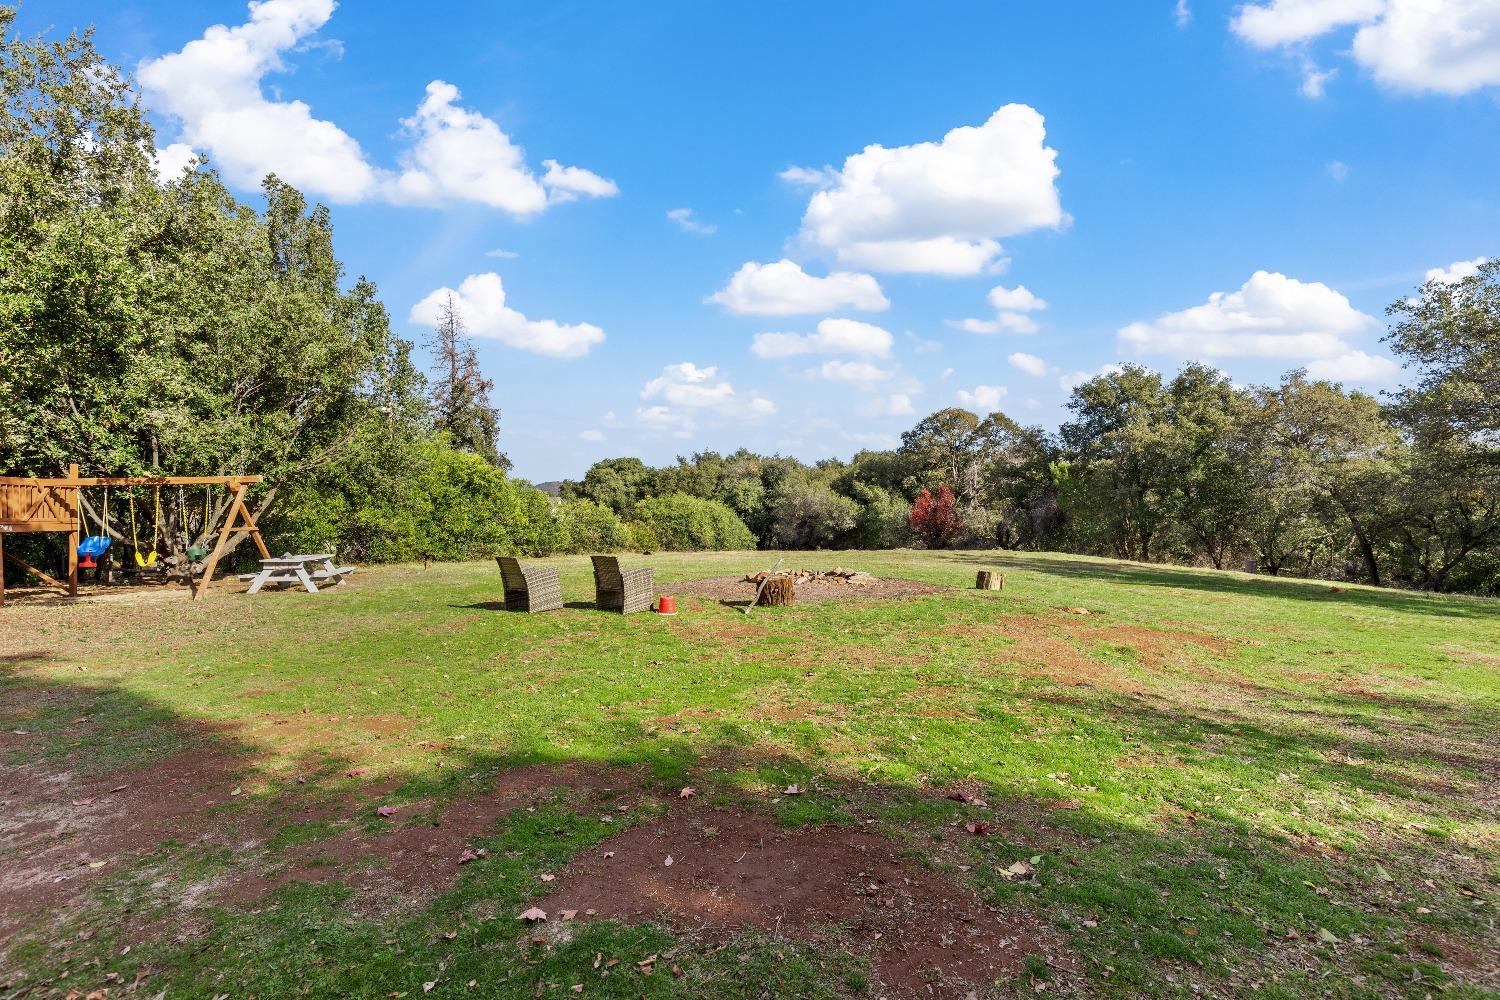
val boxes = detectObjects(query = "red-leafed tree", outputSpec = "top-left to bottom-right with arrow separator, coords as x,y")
909,484 -> 961,548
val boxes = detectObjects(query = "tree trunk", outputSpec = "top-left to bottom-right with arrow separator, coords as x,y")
1349,522 -> 1381,587
757,576 -> 795,606
975,570 -> 1005,590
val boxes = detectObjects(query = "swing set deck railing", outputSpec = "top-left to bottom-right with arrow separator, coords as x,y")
0,464 -> 267,606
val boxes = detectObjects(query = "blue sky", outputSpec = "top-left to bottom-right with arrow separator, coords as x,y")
36,0 -> 1500,481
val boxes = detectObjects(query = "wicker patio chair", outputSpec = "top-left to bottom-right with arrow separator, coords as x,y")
591,554 -> 654,613
496,556 -> 564,613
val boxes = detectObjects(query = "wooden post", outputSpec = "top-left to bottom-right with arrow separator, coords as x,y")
66,465 -> 80,598
0,531 -> 6,608
193,480 -> 268,599
975,570 -> 1005,591
757,576 -> 795,606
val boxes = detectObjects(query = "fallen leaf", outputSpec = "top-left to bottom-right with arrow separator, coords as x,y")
517,907 -> 548,922
230,786 -> 242,796
562,909 -> 578,921
946,791 -> 972,803
539,873 -> 555,883
603,851 -> 615,860
345,769 -> 366,777
443,930 -> 457,940
423,982 -> 436,994
678,787 -> 696,799
1004,860 -> 1035,879
663,855 -> 674,867
71,797 -> 95,807
457,849 -> 479,864
965,820 -> 990,836
376,806 -> 396,818
782,784 -> 802,795
1316,928 -> 1340,944
571,987 -> 583,994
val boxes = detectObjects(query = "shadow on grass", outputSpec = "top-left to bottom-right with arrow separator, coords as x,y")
3,664 -> 1490,999
942,550 -> 1497,621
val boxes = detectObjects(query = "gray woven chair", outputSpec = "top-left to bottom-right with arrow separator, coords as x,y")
591,555 -> 654,613
496,556 -> 563,613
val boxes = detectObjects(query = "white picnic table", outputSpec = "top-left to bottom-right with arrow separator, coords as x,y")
238,553 -> 354,595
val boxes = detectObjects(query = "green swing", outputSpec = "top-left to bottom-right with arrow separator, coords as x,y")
184,486 -> 211,561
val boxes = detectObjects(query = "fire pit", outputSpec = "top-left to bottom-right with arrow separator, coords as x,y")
744,567 -> 879,586
671,568 -> 948,606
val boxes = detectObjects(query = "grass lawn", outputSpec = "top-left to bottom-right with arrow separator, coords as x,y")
1,549 -> 1496,998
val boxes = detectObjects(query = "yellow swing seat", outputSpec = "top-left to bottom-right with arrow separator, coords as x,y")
129,489 -> 162,569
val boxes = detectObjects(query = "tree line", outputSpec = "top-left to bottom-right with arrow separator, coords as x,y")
563,305 -> 1498,595
1,13 -> 1495,595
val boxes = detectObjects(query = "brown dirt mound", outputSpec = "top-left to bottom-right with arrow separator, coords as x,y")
669,575 -> 948,605
538,805 -> 1071,998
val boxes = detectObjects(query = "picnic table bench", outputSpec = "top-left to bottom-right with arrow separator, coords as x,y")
238,553 -> 354,594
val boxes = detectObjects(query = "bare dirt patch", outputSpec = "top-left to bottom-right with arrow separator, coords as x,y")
214,762 -> 627,915
669,574 -> 948,606
0,740 -> 248,946
538,805 -> 1071,998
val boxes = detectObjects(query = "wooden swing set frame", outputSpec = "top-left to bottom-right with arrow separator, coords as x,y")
0,464 -> 267,607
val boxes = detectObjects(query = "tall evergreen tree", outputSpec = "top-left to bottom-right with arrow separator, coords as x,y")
426,293 -> 507,469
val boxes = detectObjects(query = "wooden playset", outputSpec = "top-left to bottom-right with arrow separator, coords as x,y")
0,465 -> 267,606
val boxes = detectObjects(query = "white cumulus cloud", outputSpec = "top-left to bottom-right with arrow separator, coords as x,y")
956,385 -> 1008,412
751,318 -> 894,359
708,259 -> 888,315
1008,352 -> 1049,377
951,283 -> 1048,334
810,360 -> 894,383
1232,0 -> 1500,96
787,104 -> 1065,276
138,0 -> 378,201
409,273 -> 604,359
1117,270 -> 1377,361
1426,256 -> 1488,284
388,81 -> 615,212
152,142 -> 199,182
987,284 -> 1048,312
1305,349 -> 1401,382
864,393 -> 917,417
139,0 -> 615,212
639,363 -> 776,425
1059,364 -> 1126,392
667,207 -> 717,234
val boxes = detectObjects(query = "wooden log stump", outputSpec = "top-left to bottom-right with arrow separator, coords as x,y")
975,570 -> 1005,591
757,576 -> 795,606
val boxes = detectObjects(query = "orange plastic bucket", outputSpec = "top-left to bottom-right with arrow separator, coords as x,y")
657,595 -> 678,615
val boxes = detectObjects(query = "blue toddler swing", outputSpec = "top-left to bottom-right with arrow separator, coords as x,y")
77,488 -> 113,569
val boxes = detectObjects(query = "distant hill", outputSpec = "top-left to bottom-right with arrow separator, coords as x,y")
534,481 -> 564,497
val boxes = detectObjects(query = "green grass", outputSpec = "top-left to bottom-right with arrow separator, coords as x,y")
2,549 -> 1496,998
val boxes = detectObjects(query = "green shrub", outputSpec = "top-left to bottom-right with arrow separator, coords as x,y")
557,497 -> 629,552
625,520 -> 660,552
633,491 -> 755,551
506,486 -> 568,556
848,482 -> 911,549
768,477 -> 858,549
410,446 -> 522,560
